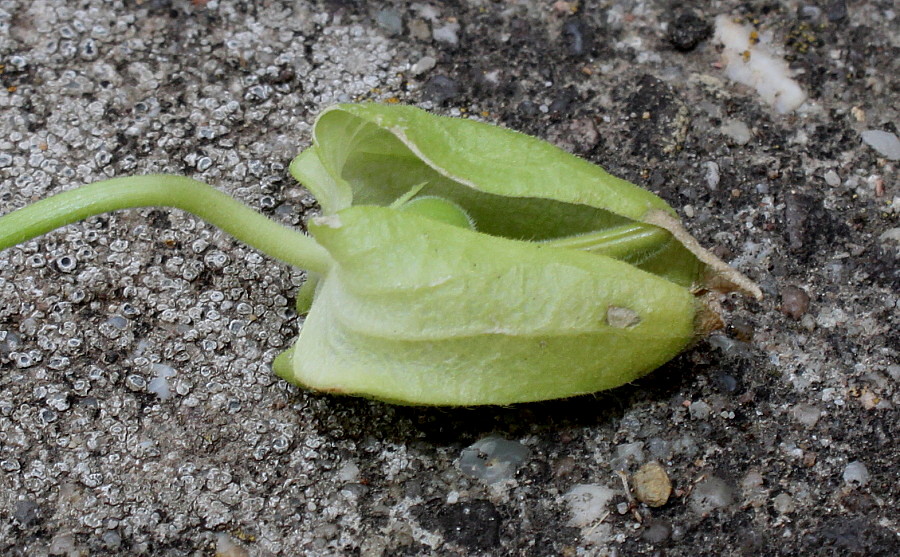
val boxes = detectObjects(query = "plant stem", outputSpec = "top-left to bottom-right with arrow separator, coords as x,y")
542,222 -> 670,260
0,174 -> 332,274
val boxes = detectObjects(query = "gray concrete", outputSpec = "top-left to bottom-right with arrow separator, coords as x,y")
0,1 -> 897,555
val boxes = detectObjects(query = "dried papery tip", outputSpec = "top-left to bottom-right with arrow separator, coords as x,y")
694,295 -> 726,338
642,209 -> 763,300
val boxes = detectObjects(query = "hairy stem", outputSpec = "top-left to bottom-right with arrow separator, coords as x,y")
0,175 -> 332,274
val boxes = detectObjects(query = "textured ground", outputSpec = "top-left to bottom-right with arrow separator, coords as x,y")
0,1 -> 897,555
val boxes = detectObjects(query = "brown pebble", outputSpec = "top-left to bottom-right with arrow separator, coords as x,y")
803,452 -> 817,467
553,456 -> 577,478
632,461 -> 672,507
780,285 -> 810,320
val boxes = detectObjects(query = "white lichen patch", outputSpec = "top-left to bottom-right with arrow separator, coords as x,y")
148,364 -> 176,401
562,484 -> 617,546
713,15 -> 807,113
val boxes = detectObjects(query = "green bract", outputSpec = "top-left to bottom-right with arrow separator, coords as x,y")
0,104 -> 760,406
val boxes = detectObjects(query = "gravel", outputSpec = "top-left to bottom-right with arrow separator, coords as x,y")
861,130 -> 900,161
1,1 -> 898,555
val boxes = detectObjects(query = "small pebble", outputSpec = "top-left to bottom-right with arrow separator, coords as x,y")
674,436 -> 699,459
741,470 -> 767,507
727,317 -> 755,342
408,19 -> 431,41
704,161 -> 720,190
860,130 -> 900,160
784,193 -> 816,251
459,435 -> 530,484
688,400 -> 711,420
518,100 -> 539,117
714,372 -> 740,393
823,169 -> 840,187
888,365 -> 900,382
842,461 -> 870,487
338,461 -> 360,483
800,313 -> 816,331
668,13 -> 712,51
780,285 -> 811,320
432,22 -> 460,45
411,56 -> 436,75
689,476 -> 734,514
791,403 -> 822,428
632,461 -> 672,507
773,492 -> 795,514
721,119 -> 752,145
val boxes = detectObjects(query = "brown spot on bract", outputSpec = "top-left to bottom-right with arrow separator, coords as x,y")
607,306 -> 641,328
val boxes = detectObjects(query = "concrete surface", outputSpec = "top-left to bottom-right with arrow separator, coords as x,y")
0,1 -> 897,555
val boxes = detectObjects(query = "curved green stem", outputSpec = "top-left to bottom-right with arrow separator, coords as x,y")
0,175 -> 332,274
542,222 -> 670,260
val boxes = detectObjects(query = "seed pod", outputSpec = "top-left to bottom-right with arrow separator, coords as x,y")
0,104 -> 760,406
276,104 -> 760,404
291,103 -> 760,295
274,205 -> 698,404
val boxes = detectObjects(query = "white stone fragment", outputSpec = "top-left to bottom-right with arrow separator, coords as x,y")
689,400 -> 711,420
823,169 -> 840,186
338,461 -> 360,483
721,119 -> 752,145
704,161 -> 721,190
411,56 -> 437,75
433,23 -> 460,45
860,130 -> 900,160
842,460 -> 870,487
773,492 -> 795,514
458,435 -> 530,484
714,16 -> 807,113
791,403 -> 822,427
